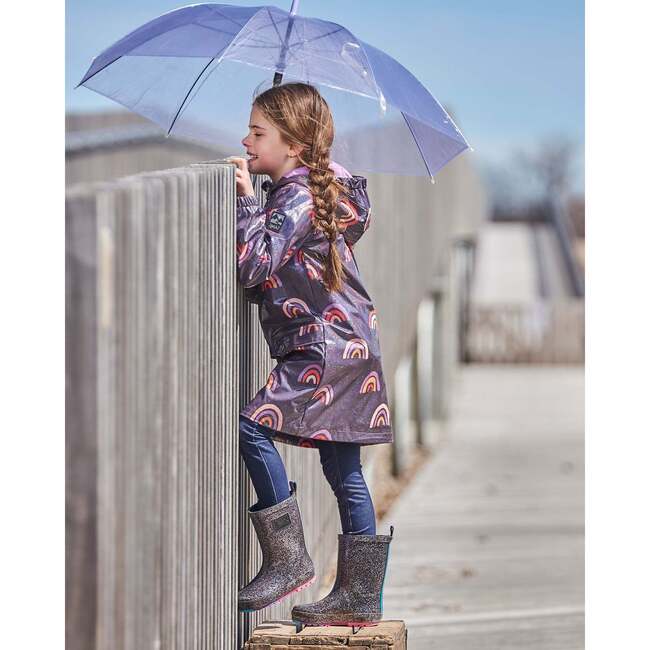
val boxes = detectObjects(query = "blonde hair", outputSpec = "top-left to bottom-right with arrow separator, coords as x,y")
253,82 -> 348,293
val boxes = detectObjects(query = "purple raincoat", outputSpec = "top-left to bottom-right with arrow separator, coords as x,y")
236,162 -> 393,448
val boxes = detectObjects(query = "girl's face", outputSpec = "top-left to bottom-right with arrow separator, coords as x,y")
241,104 -> 302,181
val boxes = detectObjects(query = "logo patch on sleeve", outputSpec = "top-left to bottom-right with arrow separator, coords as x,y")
266,209 -> 287,233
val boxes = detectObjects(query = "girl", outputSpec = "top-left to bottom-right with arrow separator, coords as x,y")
231,82 -> 394,627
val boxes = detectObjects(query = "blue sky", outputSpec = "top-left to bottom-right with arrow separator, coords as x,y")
66,0 -> 584,195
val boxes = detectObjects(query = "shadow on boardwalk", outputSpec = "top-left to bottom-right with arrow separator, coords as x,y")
382,364 -> 584,649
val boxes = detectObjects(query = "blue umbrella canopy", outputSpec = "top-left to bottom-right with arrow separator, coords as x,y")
76,2 -> 473,181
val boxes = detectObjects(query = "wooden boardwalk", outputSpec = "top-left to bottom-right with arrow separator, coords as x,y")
381,364 -> 584,649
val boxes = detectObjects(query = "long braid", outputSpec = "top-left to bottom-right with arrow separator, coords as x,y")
304,154 -> 346,292
298,98 -> 347,293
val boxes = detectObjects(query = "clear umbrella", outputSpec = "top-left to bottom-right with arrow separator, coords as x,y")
76,1 -> 473,181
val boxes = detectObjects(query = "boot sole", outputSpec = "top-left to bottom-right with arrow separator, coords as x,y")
239,574 -> 316,612
303,621 -> 380,628
291,612 -> 382,627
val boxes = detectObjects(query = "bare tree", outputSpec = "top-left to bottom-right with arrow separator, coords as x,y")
482,133 -> 583,221
513,133 -> 581,203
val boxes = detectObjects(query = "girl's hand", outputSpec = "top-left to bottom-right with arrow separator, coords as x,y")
227,157 -> 255,197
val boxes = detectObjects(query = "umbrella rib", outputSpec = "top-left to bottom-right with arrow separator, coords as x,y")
196,16 -> 277,49
353,42 -> 384,109
184,10 -> 277,50
300,26 -> 345,44
167,57 -> 215,136
265,7 -> 289,46
165,8 -> 266,135
233,26 -> 345,51
400,111 -> 434,180
263,8 -> 337,70
75,55 -> 123,89
185,22 -> 241,41
270,21 -> 339,69
209,7 -> 252,31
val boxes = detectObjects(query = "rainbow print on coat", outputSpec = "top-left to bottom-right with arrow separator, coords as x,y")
249,403 -> 284,430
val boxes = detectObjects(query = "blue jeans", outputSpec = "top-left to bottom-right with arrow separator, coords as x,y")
239,414 -> 377,535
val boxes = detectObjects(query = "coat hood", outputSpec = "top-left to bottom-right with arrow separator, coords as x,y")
261,171 -> 372,247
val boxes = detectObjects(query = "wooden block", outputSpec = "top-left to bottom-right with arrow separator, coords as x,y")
249,621 -> 302,645
245,620 -> 407,649
347,621 -> 406,647
291,625 -> 352,645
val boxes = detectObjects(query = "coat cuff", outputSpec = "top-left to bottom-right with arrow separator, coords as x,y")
236,194 -> 259,207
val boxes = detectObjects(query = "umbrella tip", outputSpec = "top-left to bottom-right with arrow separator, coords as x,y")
430,177 -> 435,185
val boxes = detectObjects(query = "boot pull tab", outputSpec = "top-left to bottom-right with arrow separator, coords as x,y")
389,525 -> 394,538
289,480 -> 297,495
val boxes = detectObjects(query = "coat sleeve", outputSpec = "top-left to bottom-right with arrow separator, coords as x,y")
338,175 -> 372,247
236,186 -> 315,289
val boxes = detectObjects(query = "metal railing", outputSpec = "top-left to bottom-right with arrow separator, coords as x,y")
465,299 -> 585,363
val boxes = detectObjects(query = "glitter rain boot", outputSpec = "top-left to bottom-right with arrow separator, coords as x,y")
291,525 -> 394,627
238,481 -> 316,612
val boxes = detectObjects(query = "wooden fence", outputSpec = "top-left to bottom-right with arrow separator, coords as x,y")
67,164 -> 338,650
